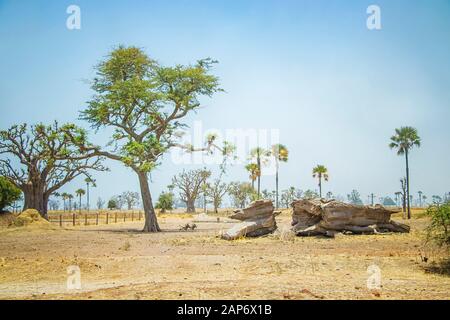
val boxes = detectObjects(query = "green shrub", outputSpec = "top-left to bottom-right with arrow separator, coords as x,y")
155,192 -> 174,213
426,202 -> 450,246
0,176 -> 21,212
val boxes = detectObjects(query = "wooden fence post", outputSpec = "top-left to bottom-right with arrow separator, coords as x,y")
115,212 -> 117,223
106,212 -> 109,224
59,214 -> 62,227
72,213 -> 76,226
123,212 -> 126,222
132,211 -> 134,221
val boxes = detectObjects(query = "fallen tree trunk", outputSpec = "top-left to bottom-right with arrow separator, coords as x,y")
221,199 -> 280,240
292,198 -> 410,236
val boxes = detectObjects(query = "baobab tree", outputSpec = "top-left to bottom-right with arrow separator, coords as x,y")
205,179 -> 229,213
0,122 -> 105,218
271,144 -> 288,209
75,188 -> 85,213
228,182 -> 255,208
281,187 -> 297,208
261,189 -> 276,202
121,191 -> 140,210
172,169 -> 211,213
389,126 -> 421,219
75,46 -> 223,232
312,165 -> 329,198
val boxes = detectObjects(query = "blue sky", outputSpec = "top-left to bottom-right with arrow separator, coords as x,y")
1,0 -> 449,207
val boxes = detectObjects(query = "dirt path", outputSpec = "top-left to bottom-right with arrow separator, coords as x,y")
0,213 -> 448,300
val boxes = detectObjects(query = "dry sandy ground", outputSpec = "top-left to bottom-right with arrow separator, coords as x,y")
0,210 -> 449,300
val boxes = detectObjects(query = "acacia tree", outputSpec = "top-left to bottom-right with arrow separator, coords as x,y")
75,46 -> 222,232
0,123 -> 105,218
172,168 -> 211,213
389,126 -> 421,219
312,165 -> 329,198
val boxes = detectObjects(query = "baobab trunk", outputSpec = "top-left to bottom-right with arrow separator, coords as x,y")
137,171 -> 160,232
186,200 -> 196,213
22,182 -> 49,219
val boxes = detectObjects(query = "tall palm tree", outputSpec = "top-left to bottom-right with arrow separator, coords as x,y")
61,192 -> 69,212
389,126 -> 421,219
250,147 -> 270,198
67,194 -> 74,212
75,189 -> 85,213
312,165 -> 328,198
271,144 -> 288,209
245,163 -> 260,190
418,191 -> 423,207
85,177 -> 96,212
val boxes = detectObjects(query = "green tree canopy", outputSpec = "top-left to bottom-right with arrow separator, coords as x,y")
75,46 -> 223,232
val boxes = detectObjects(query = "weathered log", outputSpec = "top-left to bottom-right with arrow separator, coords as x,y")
221,200 -> 279,240
230,199 -> 274,220
292,198 -> 410,236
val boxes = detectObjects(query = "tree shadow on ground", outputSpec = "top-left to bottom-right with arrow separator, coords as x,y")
65,227 -> 201,234
423,257 -> 450,276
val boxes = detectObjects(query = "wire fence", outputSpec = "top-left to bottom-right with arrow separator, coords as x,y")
47,210 -> 144,227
